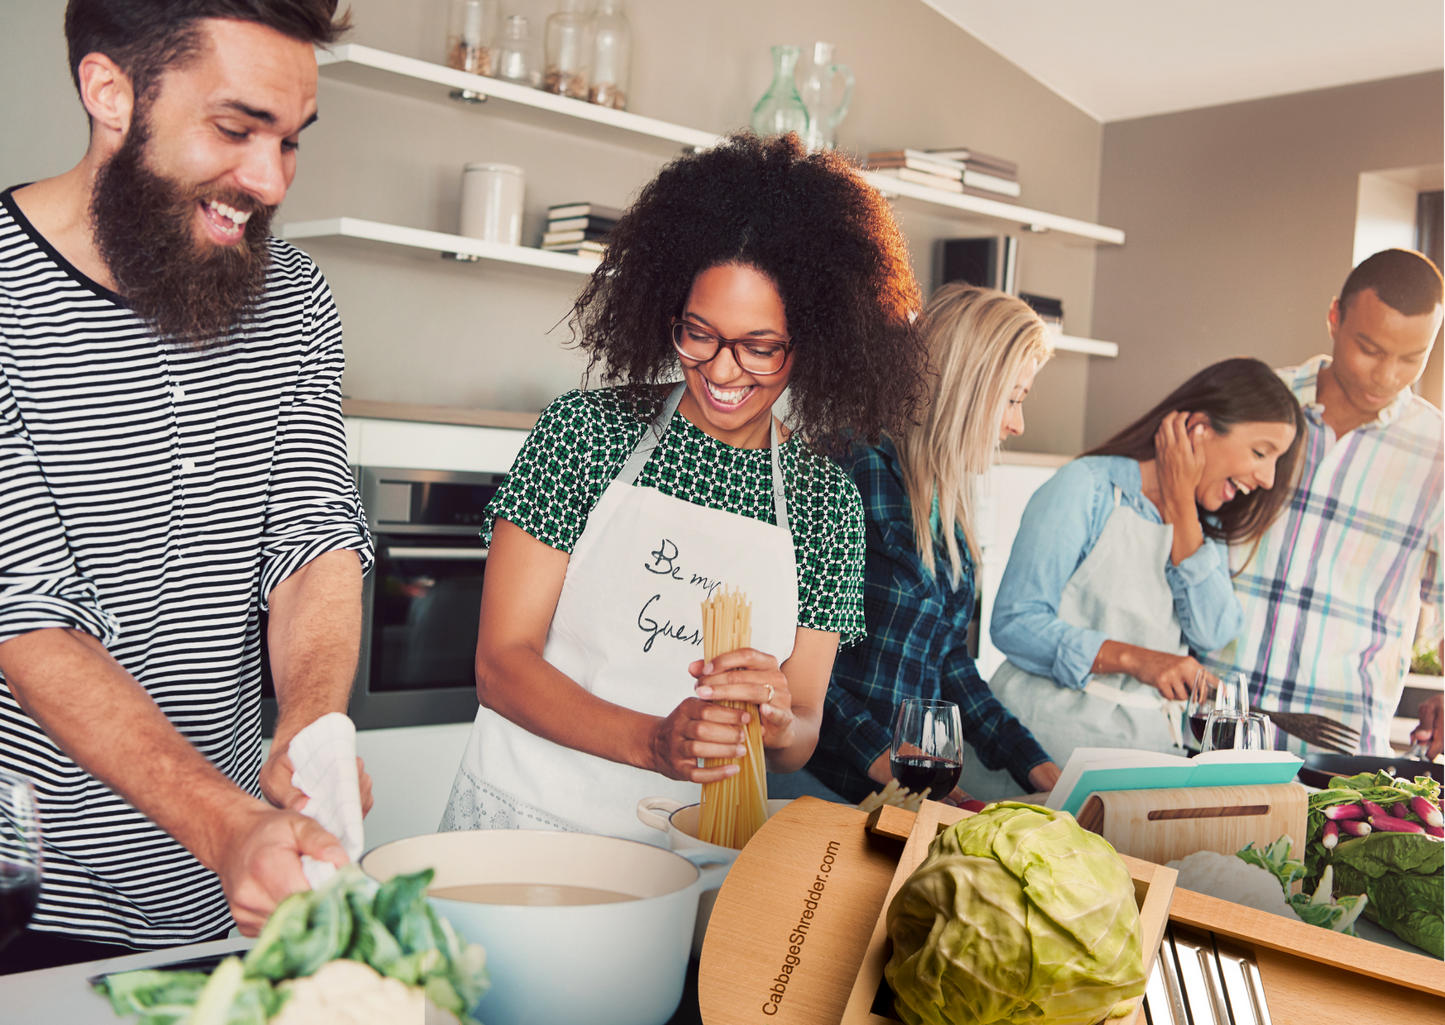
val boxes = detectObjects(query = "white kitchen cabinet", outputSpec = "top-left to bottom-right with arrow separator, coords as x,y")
975,457 -> 1068,678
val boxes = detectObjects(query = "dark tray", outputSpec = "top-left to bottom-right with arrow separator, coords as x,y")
1297,752 -> 1442,789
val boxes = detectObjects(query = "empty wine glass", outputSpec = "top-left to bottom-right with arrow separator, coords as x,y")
0,770 -> 41,951
1201,711 -> 1273,753
890,699 -> 964,802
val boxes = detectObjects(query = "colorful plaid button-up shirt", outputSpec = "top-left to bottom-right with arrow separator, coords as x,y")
1205,355 -> 1443,755
808,441 -> 1051,803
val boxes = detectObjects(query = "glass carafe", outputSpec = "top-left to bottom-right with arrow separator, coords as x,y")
749,45 -> 809,140
588,0 -> 631,110
544,0 -> 592,100
446,0 -> 498,77
798,42 -> 854,151
495,15 -> 538,87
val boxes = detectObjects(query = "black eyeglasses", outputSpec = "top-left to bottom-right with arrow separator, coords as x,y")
670,318 -> 792,376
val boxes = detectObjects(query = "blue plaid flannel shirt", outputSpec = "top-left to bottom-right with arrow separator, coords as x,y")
808,441 -> 1052,802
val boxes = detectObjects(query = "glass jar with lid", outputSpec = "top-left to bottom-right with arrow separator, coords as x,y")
446,0 -> 499,77
543,0 -> 592,100
588,0 -> 631,110
495,14 -> 539,88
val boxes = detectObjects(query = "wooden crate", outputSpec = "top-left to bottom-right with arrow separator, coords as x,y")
698,798 -> 1172,1025
837,801 -> 1173,1025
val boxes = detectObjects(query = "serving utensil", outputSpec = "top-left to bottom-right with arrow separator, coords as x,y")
1247,707 -> 1358,755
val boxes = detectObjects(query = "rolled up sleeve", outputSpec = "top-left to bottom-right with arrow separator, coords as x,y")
819,681 -> 892,779
990,460 -> 1109,690
1165,537 -> 1244,653
257,272 -> 373,608
0,368 -> 119,646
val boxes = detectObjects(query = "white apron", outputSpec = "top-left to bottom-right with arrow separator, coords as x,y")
958,487 -> 1187,800
440,384 -> 800,845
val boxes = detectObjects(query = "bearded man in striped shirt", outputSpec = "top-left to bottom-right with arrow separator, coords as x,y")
1206,249 -> 1443,759
0,1 -> 375,970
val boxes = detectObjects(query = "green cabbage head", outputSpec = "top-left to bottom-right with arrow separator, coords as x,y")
885,802 -> 1146,1025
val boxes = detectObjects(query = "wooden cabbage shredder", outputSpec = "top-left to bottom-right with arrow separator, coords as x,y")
697,795 -> 1444,1025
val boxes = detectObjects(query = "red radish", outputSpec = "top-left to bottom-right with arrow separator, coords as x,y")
1391,802 -> 1410,819
1322,821 -> 1340,849
1323,803 -> 1367,821
1425,825 -> 1443,839
1361,800 -> 1388,818
1411,796 -> 1442,828
1368,814 -> 1425,834
1338,820 -> 1373,837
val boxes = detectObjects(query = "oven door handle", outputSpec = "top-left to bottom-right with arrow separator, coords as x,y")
385,546 -> 489,561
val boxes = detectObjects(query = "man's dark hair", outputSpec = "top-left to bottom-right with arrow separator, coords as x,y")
1339,248 -> 1444,318
569,132 -> 928,450
65,0 -> 350,105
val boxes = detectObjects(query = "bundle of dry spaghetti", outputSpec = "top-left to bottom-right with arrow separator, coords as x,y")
696,587 -> 769,850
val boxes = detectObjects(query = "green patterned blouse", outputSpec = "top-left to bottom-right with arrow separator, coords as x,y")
486,387 -> 866,643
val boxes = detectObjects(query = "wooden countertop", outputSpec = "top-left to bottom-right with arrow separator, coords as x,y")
341,398 -> 538,430
341,399 -> 1078,467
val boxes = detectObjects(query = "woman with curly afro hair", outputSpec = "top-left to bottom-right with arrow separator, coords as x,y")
441,133 -> 929,842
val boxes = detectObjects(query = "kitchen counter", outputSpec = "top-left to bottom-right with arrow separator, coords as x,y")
0,937 -> 252,1023
0,936 -> 705,1024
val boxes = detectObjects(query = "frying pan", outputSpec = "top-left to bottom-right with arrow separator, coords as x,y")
1297,751 -> 1443,789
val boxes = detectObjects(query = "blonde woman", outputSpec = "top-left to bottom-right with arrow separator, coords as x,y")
795,284 -> 1062,805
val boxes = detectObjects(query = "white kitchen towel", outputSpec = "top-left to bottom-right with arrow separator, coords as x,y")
288,712 -> 365,888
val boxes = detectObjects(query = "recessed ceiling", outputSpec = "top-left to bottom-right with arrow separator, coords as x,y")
923,0 -> 1444,122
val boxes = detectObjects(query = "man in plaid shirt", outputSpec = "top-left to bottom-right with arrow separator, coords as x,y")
1206,249 -> 1443,755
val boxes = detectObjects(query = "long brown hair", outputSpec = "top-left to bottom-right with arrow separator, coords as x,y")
1084,358 -> 1306,546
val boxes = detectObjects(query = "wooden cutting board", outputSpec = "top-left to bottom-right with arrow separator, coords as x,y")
1077,783 -> 1307,874
696,797 -> 903,1025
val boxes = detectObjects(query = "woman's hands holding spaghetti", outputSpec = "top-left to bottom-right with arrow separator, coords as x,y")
644,649 -> 788,783
692,647 -> 795,750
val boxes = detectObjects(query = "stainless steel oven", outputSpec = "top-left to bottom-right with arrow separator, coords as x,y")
261,466 -> 505,733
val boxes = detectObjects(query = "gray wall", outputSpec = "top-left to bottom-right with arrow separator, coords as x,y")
1088,71 -> 1445,447
1,0 -> 1106,454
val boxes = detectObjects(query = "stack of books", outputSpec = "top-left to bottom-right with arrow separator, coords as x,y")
541,202 -> 623,262
865,148 -> 1021,202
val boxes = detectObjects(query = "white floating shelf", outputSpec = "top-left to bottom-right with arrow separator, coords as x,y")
863,173 -> 1125,246
314,44 -> 1125,247
316,44 -> 718,156
1054,334 -> 1118,357
280,217 -> 599,275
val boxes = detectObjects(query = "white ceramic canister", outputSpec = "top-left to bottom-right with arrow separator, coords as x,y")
362,830 -> 727,1025
458,162 -> 525,245
636,796 -> 792,957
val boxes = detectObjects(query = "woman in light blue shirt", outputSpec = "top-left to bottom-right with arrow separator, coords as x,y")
966,359 -> 1305,790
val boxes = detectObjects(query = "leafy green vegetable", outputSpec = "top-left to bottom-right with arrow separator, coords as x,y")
885,802 -> 1146,1025
95,867 -> 489,1023
1236,837 -> 1304,894
1411,637 -> 1442,675
1235,837 -> 1366,934
1301,770 -> 1442,957
1329,831 -> 1443,958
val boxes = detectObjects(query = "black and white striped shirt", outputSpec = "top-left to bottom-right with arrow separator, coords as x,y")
0,188 -> 374,946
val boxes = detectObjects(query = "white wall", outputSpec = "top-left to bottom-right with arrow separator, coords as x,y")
1353,172 -> 1419,268
2,0 -> 1109,455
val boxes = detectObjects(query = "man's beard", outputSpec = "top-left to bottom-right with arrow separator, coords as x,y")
90,119 -> 276,349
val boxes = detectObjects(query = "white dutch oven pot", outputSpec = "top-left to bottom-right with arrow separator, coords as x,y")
362,830 -> 727,1025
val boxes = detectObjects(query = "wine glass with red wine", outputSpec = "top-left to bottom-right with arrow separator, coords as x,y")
890,699 -> 964,802
0,771 -> 41,952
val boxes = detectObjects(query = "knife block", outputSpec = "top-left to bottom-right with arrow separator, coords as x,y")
1075,783 -> 1307,877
